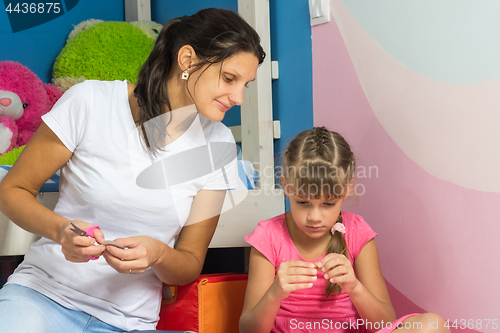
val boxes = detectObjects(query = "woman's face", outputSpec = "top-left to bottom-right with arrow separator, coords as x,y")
187,52 -> 259,122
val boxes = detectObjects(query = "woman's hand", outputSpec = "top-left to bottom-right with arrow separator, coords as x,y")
317,253 -> 359,294
59,220 -> 105,262
269,260 -> 317,300
103,236 -> 164,274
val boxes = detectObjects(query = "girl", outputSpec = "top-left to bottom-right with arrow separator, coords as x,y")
0,8 -> 264,333
240,127 -> 449,333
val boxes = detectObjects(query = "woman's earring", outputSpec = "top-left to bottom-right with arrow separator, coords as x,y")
181,70 -> 189,80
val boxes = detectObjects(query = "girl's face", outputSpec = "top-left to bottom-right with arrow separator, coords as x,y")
285,190 -> 348,240
188,52 -> 259,122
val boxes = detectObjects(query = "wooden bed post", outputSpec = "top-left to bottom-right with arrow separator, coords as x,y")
238,0 -> 276,192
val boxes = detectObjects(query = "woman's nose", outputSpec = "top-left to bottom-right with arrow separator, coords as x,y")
228,86 -> 244,106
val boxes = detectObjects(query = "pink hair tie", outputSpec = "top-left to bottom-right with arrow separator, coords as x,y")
331,223 -> 345,235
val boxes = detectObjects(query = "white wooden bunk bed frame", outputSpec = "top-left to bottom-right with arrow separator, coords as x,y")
0,0 -> 284,255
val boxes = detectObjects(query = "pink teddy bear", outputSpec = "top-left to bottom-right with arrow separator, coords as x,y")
0,61 -> 62,155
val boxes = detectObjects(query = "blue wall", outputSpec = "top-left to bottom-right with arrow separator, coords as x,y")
270,1 -> 314,163
269,1 -> 313,210
0,0 -> 124,83
151,0 -> 237,22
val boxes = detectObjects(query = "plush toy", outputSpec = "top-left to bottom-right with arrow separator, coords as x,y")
0,146 -> 24,165
0,61 -> 62,155
52,19 -> 163,92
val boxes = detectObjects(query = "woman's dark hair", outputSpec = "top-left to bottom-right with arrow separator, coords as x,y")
134,8 -> 265,155
282,127 -> 355,298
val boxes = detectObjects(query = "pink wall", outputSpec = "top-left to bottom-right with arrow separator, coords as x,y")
311,1 -> 500,331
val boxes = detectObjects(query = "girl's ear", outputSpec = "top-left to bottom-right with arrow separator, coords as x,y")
177,45 -> 197,72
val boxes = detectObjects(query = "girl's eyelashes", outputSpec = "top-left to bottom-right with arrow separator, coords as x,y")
295,200 -> 337,207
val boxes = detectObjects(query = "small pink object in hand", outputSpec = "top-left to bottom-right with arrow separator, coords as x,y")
69,222 -> 123,260
83,225 -> 103,260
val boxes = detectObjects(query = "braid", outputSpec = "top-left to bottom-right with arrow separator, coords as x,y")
325,212 -> 348,298
302,126 -> 334,161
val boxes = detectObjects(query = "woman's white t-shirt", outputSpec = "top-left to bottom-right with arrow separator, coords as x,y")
6,80 -> 238,331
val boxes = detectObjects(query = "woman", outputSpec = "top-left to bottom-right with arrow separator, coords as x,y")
0,8 -> 264,333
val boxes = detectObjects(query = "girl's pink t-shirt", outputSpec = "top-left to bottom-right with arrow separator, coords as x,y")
245,211 -> 377,333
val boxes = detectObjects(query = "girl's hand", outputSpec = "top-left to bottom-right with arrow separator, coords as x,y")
270,260 -> 317,300
59,220 -> 105,262
317,253 -> 359,294
103,236 -> 163,274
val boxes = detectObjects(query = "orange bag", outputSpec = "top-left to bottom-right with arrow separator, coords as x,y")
157,273 -> 248,333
